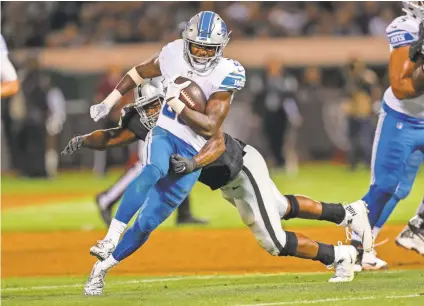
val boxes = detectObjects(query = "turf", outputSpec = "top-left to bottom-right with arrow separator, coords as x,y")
2,271 -> 424,306
2,163 -> 423,232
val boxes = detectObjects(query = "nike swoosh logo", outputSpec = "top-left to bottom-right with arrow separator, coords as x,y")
232,186 -> 240,190
365,262 -> 377,266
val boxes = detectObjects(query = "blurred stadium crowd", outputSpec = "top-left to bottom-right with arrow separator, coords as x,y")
2,1 -> 401,48
1,1 -> 396,178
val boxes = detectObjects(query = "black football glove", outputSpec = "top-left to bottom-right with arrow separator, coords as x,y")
409,22 -> 424,62
61,136 -> 84,155
170,154 -> 198,174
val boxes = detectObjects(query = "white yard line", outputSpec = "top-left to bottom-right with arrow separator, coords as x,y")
1,270 -> 410,293
236,294 -> 423,306
2,272 -> 316,292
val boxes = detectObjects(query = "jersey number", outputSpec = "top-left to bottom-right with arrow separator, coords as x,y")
162,103 -> 186,125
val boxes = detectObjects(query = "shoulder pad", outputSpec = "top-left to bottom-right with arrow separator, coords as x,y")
386,16 -> 419,49
217,59 -> 246,92
119,103 -> 138,129
158,39 -> 184,78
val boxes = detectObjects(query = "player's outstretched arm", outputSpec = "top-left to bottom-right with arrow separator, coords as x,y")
61,128 -> 137,155
179,91 -> 232,138
90,55 -> 161,122
170,130 -> 226,174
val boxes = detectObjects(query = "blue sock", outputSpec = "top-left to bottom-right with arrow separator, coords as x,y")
114,164 -> 162,224
363,185 -> 392,228
112,224 -> 150,261
375,195 -> 400,229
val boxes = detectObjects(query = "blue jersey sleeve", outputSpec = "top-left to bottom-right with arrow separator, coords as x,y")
387,29 -> 416,49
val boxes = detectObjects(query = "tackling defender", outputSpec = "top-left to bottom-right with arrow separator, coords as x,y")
65,80 -> 371,294
351,1 -> 424,271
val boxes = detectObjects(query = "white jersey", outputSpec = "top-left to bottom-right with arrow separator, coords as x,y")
383,15 -> 424,118
156,39 -> 246,151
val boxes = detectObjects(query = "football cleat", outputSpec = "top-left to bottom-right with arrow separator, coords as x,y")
361,249 -> 388,270
83,261 -> 107,296
395,226 -> 424,255
339,200 -> 373,252
329,244 -> 357,283
90,239 -> 115,261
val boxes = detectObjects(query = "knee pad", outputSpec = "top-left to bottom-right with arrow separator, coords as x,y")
279,231 -> 298,257
137,214 -> 160,234
283,195 -> 299,220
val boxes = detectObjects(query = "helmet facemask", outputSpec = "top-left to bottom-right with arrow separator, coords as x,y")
402,1 -> 424,21
134,95 -> 164,130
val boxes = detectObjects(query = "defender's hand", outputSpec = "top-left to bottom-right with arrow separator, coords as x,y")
61,136 -> 84,155
170,154 -> 198,174
90,102 -> 111,122
165,76 -> 191,102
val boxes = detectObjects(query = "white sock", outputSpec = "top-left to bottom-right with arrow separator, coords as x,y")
98,255 -> 119,272
334,245 -> 343,263
104,218 -> 127,246
416,197 -> 424,215
372,227 -> 381,242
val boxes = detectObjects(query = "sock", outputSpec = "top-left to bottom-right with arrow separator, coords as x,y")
363,185 -> 392,227
313,243 -> 335,265
318,203 -> 345,224
374,195 -> 400,229
115,164 -> 162,223
98,255 -> 120,272
105,218 -> 127,245
372,227 -> 381,241
112,224 -> 150,261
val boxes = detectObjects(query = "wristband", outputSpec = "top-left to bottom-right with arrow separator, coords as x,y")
128,67 -> 145,85
103,89 -> 122,109
167,97 -> 186,114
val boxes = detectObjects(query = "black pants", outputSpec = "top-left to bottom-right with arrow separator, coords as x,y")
1,99 -> 19,170
16,122 -> 47,177
348,117 -> 373,170
264,110 -> 288,167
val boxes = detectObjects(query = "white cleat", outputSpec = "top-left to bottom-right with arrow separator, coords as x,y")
395,227 -> 424,255
328,244 -> 358,283
340,200 -> 373,252
83,261 -> 107,296
361,249 -> 388,271
353,264 -> 363,273
90,239 -> 115,261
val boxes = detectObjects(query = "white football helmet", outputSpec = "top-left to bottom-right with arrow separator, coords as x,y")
402,1 -> 424,20
134,80 -> 165,130
182,11 -> 230,73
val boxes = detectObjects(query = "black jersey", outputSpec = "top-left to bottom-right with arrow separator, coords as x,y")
198,134 -> 246,190
119,104 -> 245,190
119,104 -> 149,140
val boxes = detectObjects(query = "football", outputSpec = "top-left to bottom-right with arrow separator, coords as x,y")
411,59 -> 424,93
175,76 -> 207,113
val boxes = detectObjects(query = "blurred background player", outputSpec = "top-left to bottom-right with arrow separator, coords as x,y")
351,1 -> 424,271
342,57 -> 381,171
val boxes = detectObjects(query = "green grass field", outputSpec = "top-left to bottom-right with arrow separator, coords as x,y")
2,163 -> 424,305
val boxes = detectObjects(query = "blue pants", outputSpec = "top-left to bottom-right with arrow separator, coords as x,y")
375,150 -> 423,228
363,102 -> 424,228
112,126 -> 201,261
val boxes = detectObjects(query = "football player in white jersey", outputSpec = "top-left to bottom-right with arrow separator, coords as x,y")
1,34 -> 20,98
350,1 -> 424,271
83,11 -> 246,295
